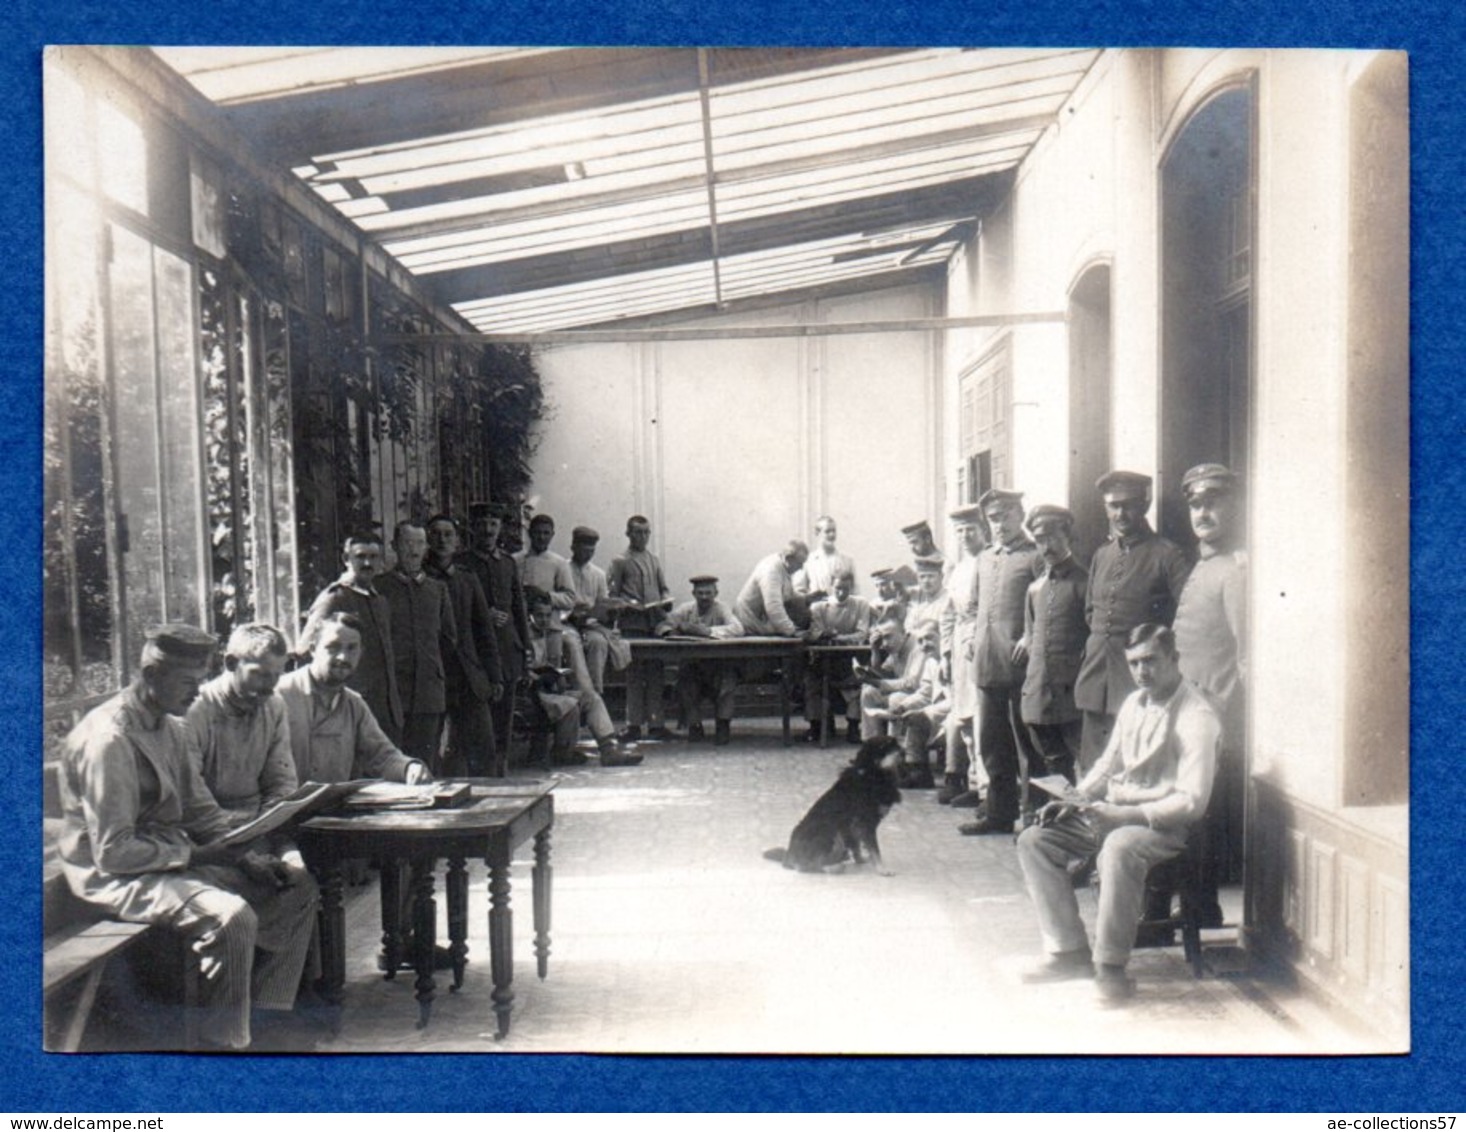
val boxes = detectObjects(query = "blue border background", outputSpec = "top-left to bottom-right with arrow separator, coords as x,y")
5,1 -> 1462,1113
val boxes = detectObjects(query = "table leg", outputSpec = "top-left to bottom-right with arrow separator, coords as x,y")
533,827 -> 553,981
378,859 -> 404,980
487,859 -> 515,1039
820,655 -> 832,749
447,856 -> 469,991
316,863 -> 347,1006
410,859 -> 438,1029
781,655 -> 792,746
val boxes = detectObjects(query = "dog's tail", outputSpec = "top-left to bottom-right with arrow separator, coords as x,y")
762,847 -> 787,863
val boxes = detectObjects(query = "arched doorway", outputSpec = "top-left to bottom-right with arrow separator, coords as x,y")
1158,84 -> 1254,546
1067,263 -> 1112,564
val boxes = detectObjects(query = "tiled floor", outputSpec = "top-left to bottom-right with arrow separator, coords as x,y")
310,722 -> 1376,1056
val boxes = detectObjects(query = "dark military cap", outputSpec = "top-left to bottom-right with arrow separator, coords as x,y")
1095,470 -> 1153,498
870,566 -> 896,580
900,520 -> 933,537
948,504 -> 985,524
1027,504 -> 1076,533
977,488 -> 1024,510
1182,463 -> 1239,497
571,526 -> 600,544
689,574 -> 719,586
913,554 -> 945,574
145,623 -> 217,661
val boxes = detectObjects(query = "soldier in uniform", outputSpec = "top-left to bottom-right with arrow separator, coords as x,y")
58,625 -> 318,1050
1017,505 -> 1089,797
938,503 -> 987,806
960,489 -> 1045,835
660,574 -> 745,745
425,513 -> 503,776
1074,471 -> 1192,774
459,502 -> 532,770
794,515 -> 856,602
299,531 -> 403,740
1173,463 -> 1248,926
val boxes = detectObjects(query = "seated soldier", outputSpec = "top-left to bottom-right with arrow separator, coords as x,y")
883,621 -> 950,788
856,615 -> 924,743
802,570 -> 874,744
1016,624 -> 1220,1003
526,588 -> 642,767
57,624 -> 318,1051
659,575 -> 744,745
904,555 -> 948,638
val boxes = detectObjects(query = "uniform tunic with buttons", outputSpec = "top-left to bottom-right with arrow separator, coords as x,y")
1074,525 -> 1192,715
1173,544 -> 1247,737
1020,555 -> 1089,724
940,553 -> 982,720
376,569 -> 457,715
971,535 -> 1044,689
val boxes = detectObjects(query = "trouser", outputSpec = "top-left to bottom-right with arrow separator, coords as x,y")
562,627 -> 607,693
677,660 -> 738,723
489,683 -> 518,770
168,864 -> 319,1049
1079,709 -> 1117,776
899,704 -> 947,765
445,697 -> 500,777
1016,813 -> 1187,968
805,656 -> 861,724
620,629 -> 665,727
1025,719 -> 1081,804
399,712 -> 445,769
538,687 -> 616,750
1198,744 -> 1245,913
977,684 -> 1039,825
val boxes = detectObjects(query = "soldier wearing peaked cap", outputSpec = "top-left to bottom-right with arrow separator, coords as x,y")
937,503 -> 988,805
458,503 -> 532,770
959,488 -> 1045,835
901,519 -> 951,587
57,624 -> 317,1050
1075,470 -> 1192,774
1017,505 -> 1088,795
660,573 -> 745,744
1173,463 -> 1247,926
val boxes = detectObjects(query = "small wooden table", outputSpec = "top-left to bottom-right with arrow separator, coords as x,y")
628,635 -> 804,744
296,781 -> 554,1039
805,642 -> 871,747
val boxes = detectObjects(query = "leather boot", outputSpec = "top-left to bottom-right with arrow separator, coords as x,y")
937,773 -> 968,804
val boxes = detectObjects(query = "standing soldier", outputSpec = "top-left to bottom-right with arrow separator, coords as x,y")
609,515 -> 675,741
960,489 -> 1045,836
300,531 -> 403,740
1074,471 -> 1192,774
459,502 -> 532,769
425,514 -> 504,777
1017,505 -> 1089,797
377,521 -> 458,770
937,504 -> 986,806
1173,463 -> 1247,926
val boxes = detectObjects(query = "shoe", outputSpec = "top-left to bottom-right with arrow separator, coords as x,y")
550,749 -> 589,766
936,774 -> 967,804
714,720 -> 731,747
949,790 -> 984,809
1132,924 -> 1177,949
377,944 -> 456,973
1095,964 -> 1136,1004
959,815 -> 1015,836
801,722 -> 822,744
647,725 -> 675,742
619,725 -> 642,742
1020,949 -> 1094,984
687,722 -> 706,741
845,720 -> 861,744
599,749 -> 645,767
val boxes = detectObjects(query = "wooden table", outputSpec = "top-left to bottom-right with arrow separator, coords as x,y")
628,635 -> 804,744
296,781 -> 554,1039
805,642 -> 871,747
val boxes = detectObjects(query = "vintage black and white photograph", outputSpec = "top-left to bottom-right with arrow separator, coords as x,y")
41,46 -> 1409,1057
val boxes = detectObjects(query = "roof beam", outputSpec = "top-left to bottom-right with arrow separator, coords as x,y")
428,172 -> 1011,303
696,49 -> 725,309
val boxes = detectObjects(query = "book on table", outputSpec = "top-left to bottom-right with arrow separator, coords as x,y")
216,780 -> 374,846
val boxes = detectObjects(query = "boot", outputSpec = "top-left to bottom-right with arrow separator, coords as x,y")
801,720 -> 822,744
937,773 -> 967,804
687,721 -> 706,742
714,719 -> 731,746
845,719 -> 861,744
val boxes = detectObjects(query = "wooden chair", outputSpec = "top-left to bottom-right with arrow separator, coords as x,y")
1137,820 -> 1209,978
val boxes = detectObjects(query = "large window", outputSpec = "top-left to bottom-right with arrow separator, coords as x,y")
956,338 -> 1013,503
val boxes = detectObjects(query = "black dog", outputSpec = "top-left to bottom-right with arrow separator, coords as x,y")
763,736 -> 903,874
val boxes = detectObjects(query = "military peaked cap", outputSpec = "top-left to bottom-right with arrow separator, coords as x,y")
571,526 -> 600,543
900,520 -> 933,537
948,504 -> 985,524
1027,504 -> 1076,532
1095,470 -> 1153,497
145,623 -> 217,661
913,555 -> 945,573
689,575 -> 719,586
1181,463 -> 1239,496
977,488 -> 1024,510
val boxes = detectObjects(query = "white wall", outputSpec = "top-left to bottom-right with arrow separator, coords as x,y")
528,282 -> 941,603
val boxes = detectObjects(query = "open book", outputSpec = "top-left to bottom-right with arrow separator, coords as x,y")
1028,774 -> 1091,808
216,780 -> 373,847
